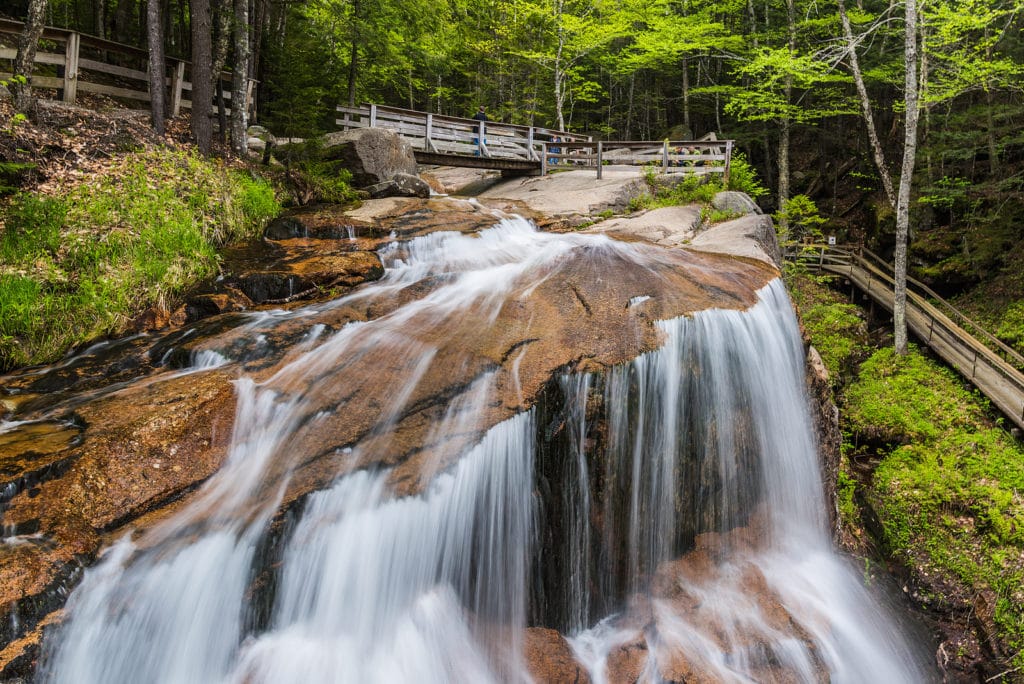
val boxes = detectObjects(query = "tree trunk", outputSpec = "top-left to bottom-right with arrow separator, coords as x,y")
11,0 -> 48,112
346,0 -> 360,107
190,0 -> 214,153
212,0 -> 230,142
777,0 -> 796,228
838,0 -> 896,209
230,0 -> 249,156
95,0 -> 105,38
893,0 -> 920,355
146,0 -> 166,133
554,0 -> 566,131
681,57 -> 690,134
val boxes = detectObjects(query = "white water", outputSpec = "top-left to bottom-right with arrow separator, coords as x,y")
566,281 -> 925,682
37,218 -> 927,683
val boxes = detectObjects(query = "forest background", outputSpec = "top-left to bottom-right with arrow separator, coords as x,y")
6,0 -> 1023,340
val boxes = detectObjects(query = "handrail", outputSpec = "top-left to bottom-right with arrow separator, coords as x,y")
789,243 -> 1024,425
335,102 -> 734,179
0,17 -> 246,115
813,244 -> 1024,370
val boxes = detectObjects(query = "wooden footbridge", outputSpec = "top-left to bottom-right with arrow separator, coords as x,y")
336,103 -> 734,180
793,244 -> 1024,430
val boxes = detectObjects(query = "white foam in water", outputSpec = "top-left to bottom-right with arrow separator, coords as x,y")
37,217 -> 928,683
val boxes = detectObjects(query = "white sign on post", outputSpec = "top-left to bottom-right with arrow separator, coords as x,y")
828,236 -> 837,246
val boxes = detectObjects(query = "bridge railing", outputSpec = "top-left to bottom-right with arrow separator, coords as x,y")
336,103 -> 590,162
792,243 -> 1024,423
335,102 -> 734,180
0,18 -> 250,117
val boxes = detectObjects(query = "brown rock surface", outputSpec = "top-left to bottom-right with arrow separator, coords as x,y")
0,195 -> 780,679
523,627 -> 591,684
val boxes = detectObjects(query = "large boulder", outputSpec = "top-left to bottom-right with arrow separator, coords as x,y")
712,190 -> 762,216
320,127 -> 418,187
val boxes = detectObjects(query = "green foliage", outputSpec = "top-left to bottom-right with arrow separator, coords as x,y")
0,148 -> 280,370
629,172 -> 722,212
275,139 -> 359,205
787,273 -> 867,380
843,346 -> 1024,660
725,153 -> 767,200
996,302 -> 1024,351
1,194 -> 66,263
775,194 -> 827,244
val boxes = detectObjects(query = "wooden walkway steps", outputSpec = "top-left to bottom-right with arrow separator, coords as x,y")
793,244 -> 1024,431
336,103 -> 733,179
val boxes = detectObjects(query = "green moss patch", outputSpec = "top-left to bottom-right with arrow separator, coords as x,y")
846,346 -> 1024,662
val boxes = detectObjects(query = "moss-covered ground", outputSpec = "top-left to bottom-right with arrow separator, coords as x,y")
789,272 -> 1024,676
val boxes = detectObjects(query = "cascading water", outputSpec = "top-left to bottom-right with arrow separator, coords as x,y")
35,216 -> 929,683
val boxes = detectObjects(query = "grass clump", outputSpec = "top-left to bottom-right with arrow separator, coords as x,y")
845,346 -> 1024,662
0,147 -> 280,370
628,152 -> 766,215
787,273 -> 867,382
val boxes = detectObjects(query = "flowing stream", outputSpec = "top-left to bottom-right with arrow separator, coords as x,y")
37,217 -> 928,683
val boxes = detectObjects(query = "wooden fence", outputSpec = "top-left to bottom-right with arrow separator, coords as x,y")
0,18 -> 251,117
336,103 -> 733,179
336,103 -> 591,162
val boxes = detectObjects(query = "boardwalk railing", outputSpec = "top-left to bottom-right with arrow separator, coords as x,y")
792,243 -> 1024,428
0,18 -> 251,117
336,103 -> 590,163
336,103 -> 733,179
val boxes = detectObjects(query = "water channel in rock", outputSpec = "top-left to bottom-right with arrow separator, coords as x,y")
21,215 -> 933,683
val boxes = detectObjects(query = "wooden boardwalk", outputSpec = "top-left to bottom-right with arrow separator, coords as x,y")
795,244 -> 1024,430
336,103 -> 733,179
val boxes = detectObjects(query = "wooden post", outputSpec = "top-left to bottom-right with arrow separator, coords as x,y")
369,103 -> 378,127
527,127 -> 535,160
541,143 -> 548,175
724,140 -> 734,186
597,141 -> 603,179
425,113 -> 434,152
662,140 -> 669,171
169,60 -> 185,117
63,31 -> 80,103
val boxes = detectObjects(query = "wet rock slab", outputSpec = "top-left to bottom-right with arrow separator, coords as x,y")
0,194 -> 781,678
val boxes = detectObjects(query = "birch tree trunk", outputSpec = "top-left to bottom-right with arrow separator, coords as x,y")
893,0 -> 920,355
838,0 -> 896,209
11,0 -> 48,112
146,0 -> 166,134
777,0 -> 796,231
230,0 -> 250,156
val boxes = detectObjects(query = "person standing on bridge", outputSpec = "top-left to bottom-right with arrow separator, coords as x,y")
472,105 -> 488,156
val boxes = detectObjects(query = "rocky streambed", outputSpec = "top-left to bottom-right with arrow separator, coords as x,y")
1,171 -> 922,682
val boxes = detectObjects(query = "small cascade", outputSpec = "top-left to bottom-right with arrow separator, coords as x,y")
32,217 -> 930,683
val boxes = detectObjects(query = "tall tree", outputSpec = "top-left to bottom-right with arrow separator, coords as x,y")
892,0 -> 920,355
10,0 -> 49,112
231,0 -> 250,154
146,0 -> 166,134
191,0 -> 214,153
836,0 -> 896,210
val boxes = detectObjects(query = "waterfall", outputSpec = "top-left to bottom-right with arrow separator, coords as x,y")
36,218 -> 927,683
564,281 -> 926,682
